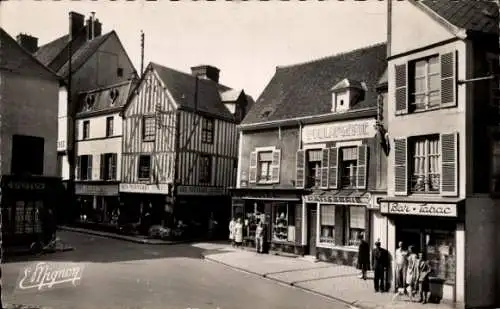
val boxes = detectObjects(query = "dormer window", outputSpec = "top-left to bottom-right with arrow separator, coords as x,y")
330,78 -> 366,113
85,94 -> 96,110
109,89 -> 119,104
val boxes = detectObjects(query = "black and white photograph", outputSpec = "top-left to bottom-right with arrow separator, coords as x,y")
0,0 -> 499,308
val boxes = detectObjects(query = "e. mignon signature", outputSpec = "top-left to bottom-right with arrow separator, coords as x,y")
17,262 -> 84,291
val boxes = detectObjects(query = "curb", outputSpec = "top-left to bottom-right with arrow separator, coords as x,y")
201,253 -> 362,309
58,226 -> 199,245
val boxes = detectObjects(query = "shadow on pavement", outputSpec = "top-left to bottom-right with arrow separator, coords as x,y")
3,230 -> 229,264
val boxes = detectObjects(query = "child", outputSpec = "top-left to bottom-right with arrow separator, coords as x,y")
418,252 -> 431,304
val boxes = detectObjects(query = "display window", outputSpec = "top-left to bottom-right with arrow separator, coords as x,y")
426,229 -> 456,284
347,206 -> 366,246
318,204 -> 367,247
272,202 -> 296,242
244,201 -> 265,239
319,205 -> 335,244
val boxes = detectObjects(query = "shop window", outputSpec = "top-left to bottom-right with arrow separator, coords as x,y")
199,155 -> 212,183
410,135 -> 440,193
347,207 -> 366,246
138,155 -> 151,180
426,230 -> 456,284
142,116 -> 156,141
77,155 -> 93,180
11,134 -> 44,176
339,147 -> 358,188
306,149 -> 322,188
100,153 -> 117,180
272,203 -> 295,242
201,117 -> 214,144
319,205 -> 335,244
258,151 -> 272,182
83,120 -> 90,139
244,202 -> 266,239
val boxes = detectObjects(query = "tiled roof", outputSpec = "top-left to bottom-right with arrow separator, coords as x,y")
76,80 -> 137,115
242,43 -> 387,125
0,28 -> 61,81
419,0 -> 499,35
33,34 -> 69,67
377,68 -> 388,87
57,32 -> 113,78
150,62 -> 236,121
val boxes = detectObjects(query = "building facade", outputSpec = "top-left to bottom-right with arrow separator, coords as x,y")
233,44 -> 388,261
120,63 -> 251,237
74,81 -> 135,224
380,1 -> 500,307
0,28 -> 65,244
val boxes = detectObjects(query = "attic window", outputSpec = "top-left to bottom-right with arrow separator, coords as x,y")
262,110 -> 272,118
109,89 -> 119,103
117,68 -> 123,77
85,94 -> 96,109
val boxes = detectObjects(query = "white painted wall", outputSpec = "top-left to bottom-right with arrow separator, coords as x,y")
390,1 -> 456,56
75,112 -> 123,180
57,86 -> 68,151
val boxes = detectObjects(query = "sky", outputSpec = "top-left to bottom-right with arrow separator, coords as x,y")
1,1 -> 386,99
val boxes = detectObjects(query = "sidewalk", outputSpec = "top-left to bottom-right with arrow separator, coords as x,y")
58,225 -> 193,245
201,246 -> 458,309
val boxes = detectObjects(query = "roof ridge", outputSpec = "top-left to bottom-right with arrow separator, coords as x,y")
276,42 -> 387,70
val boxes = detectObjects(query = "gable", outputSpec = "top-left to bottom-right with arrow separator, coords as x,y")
390,1 -> 456,57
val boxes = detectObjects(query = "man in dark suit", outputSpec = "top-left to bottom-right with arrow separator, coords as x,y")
372,240 -> 388,292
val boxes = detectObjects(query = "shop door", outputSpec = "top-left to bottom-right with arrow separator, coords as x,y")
308,209 -> 317,256
397,228 -> 422,253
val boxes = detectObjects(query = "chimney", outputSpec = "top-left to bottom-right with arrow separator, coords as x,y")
16,33 -> 38,53
69,11 -> 85,41
86,13 -> 102,41
191,65 -> 220,83
93,18 -> 102,37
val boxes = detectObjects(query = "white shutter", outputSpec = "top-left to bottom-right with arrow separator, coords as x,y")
249,151 -> 257,184
271,149 -> 281,184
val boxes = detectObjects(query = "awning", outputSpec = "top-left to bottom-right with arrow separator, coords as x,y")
304,190 -> 370,205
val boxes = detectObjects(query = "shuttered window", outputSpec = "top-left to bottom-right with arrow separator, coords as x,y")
394,138 -> 407,195
410,135 -> 440,193
101,153 -> 118,180
258,151 -> 272,182
411,55 -> 440,111
320,149 -> 329,189
440,133 -> 458,196
249,151 -> 257,183
395,64 -> 408,114
270,149 -> 281,183
295,150 -> 305,188
328,147 -> 339,189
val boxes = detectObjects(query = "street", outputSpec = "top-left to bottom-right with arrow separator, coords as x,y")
2,231 -> 349,309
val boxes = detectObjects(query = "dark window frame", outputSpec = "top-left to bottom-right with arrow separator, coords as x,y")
138,155 -> 151,180
199,155 -> 212,183
83,120 -> 90,139
106,117 -> 114,137
201,117 -> 214,144
142,116 -> 156,141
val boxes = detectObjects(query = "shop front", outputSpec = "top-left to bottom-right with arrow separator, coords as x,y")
230,188 -> 305,255
304,190 -> 372,267
75,182 -> 120,224
380,198 -> 465,303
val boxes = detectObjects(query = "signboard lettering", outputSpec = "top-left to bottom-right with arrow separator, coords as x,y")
305,194 -> 370,205
16,262 -> 84,292
5,181 -> 45,191
119,183 -> 170,194
302,119 -> 377,144
177,186 -> 226,196
75,184 -> 119,196
381,202 -> 457,217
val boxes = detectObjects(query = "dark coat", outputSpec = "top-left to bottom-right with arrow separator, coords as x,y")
357,240 -> 370,270
372,247 -> 389,270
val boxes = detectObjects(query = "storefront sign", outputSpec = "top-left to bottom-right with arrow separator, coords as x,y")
302,119 -> 377,144
177,186 -> 226,196
305,194 -> 370,205
3,181 -> 46,191
75,184 -> 119,196
119,183 -> 170,194
380,202 -> 457,217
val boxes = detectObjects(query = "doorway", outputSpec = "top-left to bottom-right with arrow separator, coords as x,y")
397,228 -> 422,253
307,207 -> 317,256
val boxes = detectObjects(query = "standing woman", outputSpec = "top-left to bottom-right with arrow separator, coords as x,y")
234,218 -> 243,248
405,245 -> 419,300
228,217 -> 236,247
418,252 -> 432,304
357,234 -> 370,280
255,221 -> 264,253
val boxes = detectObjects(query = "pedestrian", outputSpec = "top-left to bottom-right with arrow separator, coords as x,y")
406,245 -> 419,301
394,241 -> 408,295
357,233 -> 370,280
255,220 -> 264,253
417,252 -> 432,304
207,213 -> 218,240
234,218 -> 243,248
372,240 -> 387,292
229,217 -> 236,247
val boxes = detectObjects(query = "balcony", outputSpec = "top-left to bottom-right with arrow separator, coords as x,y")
410,174 -> 440,193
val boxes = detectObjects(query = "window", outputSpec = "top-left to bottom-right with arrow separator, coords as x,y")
410,135 -> 440,193
199,155 -> 212,183
258,151 -> 272,182
201,117 -> 214,144
106,117 -> 114,137
117,68 -> 123,77
347,207 -> 366,246
319,205 -> 335,244
142,116 -> 155,141
101,153 -> 117,180
306,149 -> 322,188
83,120 -> 90,139
272,203 -> 296,242
11,135 -> 44,176
77,155 -> 93,180
138,155 -> 151,180
340,147 -> 358,188
410,55 -> 440,111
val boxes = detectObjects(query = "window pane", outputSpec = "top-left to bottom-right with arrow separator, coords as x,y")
428,56 -> 439,73
342,147 -> 358,161
414,77 -> 426,93
307,150 -> 322,162
415,60 -> 426,76
259,151 -> 273,161
429,91 -> 440,108
429,74 -> 440,91
414,94 -> 426,109
349,207 -> 365,229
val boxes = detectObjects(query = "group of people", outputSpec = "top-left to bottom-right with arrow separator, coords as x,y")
228,217 -> 267,253
357,236 -> 433,304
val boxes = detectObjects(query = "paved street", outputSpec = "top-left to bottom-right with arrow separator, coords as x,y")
2,231 -> 349,309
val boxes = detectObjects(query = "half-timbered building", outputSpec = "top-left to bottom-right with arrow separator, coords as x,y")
233,44 -> 388,262
120,62 -> 252,237
381,1 -> 500,307
74,80 -> 136,225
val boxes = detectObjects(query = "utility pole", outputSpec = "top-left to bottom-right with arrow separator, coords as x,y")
67,13 -> 75,225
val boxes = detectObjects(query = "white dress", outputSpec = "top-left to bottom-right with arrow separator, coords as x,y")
229,221 -> 235,240
234,223 -> 243,243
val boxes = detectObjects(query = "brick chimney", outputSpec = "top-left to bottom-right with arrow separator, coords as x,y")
191,65 -> 220,83
85,12 -> 102,41
69,11 -> 85,40
16,33 -> 38,53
